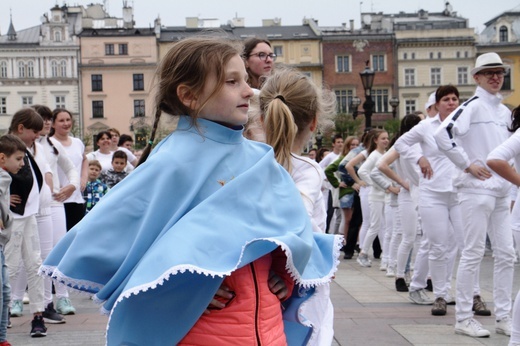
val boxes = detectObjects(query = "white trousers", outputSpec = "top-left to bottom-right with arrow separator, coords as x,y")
358,186 -> 370,248
5,216 -> 44,313
361,199 -> 385,255
409,233 -> 430,291
396,189 -> 418,277
455,193 -> 515,322
385,204 -> 401,267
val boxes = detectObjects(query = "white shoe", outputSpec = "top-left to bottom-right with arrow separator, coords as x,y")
408,289 -> 434,305
356,253 -> 372,267
379,260 -> 388,271
445,293 -> 455,305
386,266 -> 395,277
455,318 -> 490,338
23,292 -> 29,305
496,316 -> 512,336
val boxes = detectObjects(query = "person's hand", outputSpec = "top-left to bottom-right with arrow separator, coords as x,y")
10,195 -> 21,208
465,163 -> 492,180
387,186 -> 400,195
204,285 -> 235,315
53,185 -> 75,202
268,271 -> 289,300
338,182 -> 347,188
400,181 -> 410,191
353,183 -> 360,192
418,156 -> 433,179
80,179 -> 87,192
358,181 -> 367,187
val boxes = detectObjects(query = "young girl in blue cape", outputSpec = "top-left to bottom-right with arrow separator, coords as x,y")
41,37 -> 341,345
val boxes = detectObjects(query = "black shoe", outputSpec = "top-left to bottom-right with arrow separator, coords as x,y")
395,278 -> 409,292
354,245 -> 361,253
30,315 -> 47,337
426,278 -> 433,292
343,253 -> 353,260
7,314 -> 11,329
472,295 -> 491,316
42,302 -> 65,324
431,297 -> 447,316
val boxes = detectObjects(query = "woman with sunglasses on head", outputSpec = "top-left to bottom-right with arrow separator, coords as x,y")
243,38 -> 276,90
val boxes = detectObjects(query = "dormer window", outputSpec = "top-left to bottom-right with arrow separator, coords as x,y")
499,26 -> 508,42
54,30 -> 62,42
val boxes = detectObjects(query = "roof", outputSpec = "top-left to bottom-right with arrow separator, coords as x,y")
80,28 -> 155,37
232,25 -> 319,40
0,25 -> 40,45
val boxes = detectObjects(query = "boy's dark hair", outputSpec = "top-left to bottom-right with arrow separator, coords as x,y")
88,159 -> 102,170
118,134 -> 133,146
0,134 -> 27,156
332,134 -> 343,144
112,150 -> 127,162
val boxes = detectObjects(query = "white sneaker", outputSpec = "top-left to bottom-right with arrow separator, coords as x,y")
445,293 -> 455,305
496,316 -> 512,336
357,253 -> 372,267
408,289 -> 434,305
455,318 -> 491,338
23,292 -> 29,305
386,266 -> 395,277
404,271 -> 411,285
379,260 -> 388,271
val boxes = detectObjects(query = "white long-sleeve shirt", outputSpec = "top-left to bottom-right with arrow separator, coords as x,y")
434,86 -> 511,197
487,130 -> 520,173
358,150 -> 386,202
394,114 -> 458,193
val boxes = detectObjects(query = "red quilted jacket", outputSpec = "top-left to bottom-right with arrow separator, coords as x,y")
179,248 -> 294,345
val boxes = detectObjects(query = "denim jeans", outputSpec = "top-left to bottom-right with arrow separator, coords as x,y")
0,250 -> 10,342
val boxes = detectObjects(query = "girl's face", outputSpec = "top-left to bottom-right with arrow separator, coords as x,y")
109,132 -> 119,147
40,117 -> 52,136
97,134 -> 112,151
436,93 -> 460,118
245,42 -> 275,85
375,132 -> 389,151
16,125 -> 40,147
349,139 -> 360,150
121,140 -> 133,150
52,112 -> 73,136
197,54 -> 254,127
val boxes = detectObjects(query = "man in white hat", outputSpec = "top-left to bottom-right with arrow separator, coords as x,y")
433,52 -> 514,338
425,92 -> 437,117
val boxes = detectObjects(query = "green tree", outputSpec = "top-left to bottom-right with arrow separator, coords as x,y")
383,118 -> 400,139
334,113 -> 363,139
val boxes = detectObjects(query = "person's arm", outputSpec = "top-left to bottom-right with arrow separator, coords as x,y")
487,130 -> 520,186
55,143 -> 80,202
269,247 -> 294,301
376,149 -> 409,190
346,151 -> 367,186
358,152 -> 379,186
324,156 -> 343,189
80,154 -> 89,192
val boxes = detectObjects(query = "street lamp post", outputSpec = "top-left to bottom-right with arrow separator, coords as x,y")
389,97 -> 400,118
315,130 -> 323,149
350,61 -> 376,129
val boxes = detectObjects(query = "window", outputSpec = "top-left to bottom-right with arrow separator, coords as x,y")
465,51 -> 469,58
0,61 -> 6,78
134,100 -> 145,117
0,98 -> 6,114
18,61 -> 25,78
335,89 -> 353,113
500,26 -> 508,42
22,96 -> 33,107
54,30 -> 62,42
336,55 -> 350,73
105,44 -> 115,55
55,96 -> 66,109
502,69 -> 512,91
92,101 -> 104,118
273,45 -> 283,57
430,67 -> 441,86
457,67 -> 468,85
372,55 -> 385,72
51,61 -> 58,77
119,43 -> 128,55
91,74 -> 102,92
405,99 -> 416,114
430,52 -> 434,59
437,52 -> 442,59
133,74 -> 144,91
60,60 -> 67,77
373,89 -> 389,113
404,68 -> 415,86
411,53 -> 415,59
456,51 -> 460,58
403,53 -> 408,60
27,61 -> 34,78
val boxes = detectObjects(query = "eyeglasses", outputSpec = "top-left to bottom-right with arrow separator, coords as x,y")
249,52 -> 277,62
479,70 -> 506,78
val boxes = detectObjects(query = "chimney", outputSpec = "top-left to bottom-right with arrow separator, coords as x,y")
350,19 -> 354,31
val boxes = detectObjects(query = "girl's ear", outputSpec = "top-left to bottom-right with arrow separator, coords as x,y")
309,116 -> 318,132
16,124 -> 24,134
177,85 -> 197,109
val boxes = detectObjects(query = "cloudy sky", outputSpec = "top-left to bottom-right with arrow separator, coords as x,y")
1,0 -> 519,34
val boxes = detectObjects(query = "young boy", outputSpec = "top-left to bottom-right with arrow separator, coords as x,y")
83,160 -> 108,214
0,134 -> 26,345
100,150 -> 128,189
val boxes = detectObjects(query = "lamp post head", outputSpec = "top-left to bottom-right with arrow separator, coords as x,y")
389,97 -> 399,108
360,64 -> 375,92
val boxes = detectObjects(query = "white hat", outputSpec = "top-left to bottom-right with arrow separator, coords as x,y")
424,92 -> 436,111
470,52 -> 510,76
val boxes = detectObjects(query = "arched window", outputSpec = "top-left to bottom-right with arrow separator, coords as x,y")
51,60 -> 58,77
59,60 -> 67,77
18,61 -> 25,78
499,26 -> 508,42
0,61 -> 7,78
54,30 -> 62,42
27,61 -> 34,78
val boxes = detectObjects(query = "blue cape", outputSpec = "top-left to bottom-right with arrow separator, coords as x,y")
41,117 -> 341,345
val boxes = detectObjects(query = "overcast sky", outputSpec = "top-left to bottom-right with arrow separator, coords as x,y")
1,0 -> 519,35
